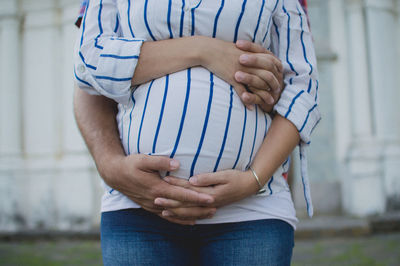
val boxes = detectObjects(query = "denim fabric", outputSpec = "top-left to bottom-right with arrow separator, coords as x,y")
101,208 -> 294,266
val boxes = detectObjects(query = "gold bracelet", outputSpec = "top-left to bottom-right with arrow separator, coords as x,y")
249,166 -> 267,194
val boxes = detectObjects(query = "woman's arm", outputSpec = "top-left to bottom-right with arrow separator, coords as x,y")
156,0 -> 320,217
157,115 -> 299,211
75,0 -> 282,108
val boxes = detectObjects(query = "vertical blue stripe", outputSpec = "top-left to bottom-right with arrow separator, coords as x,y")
262,0 -> 280,42
94,0 -> 104,49
315,80 -> 319,102
284,90 -> 304,118
232,105 -> 247,169
233,0 -> 247,43
263,113 -> 268,138
127,93 -> 136,155
144,0 -> 157,41
120,105 -> 127,143
273,19 -> 280,46
152,75 -> 169,153
299,104 -> 318,132
179,0 -> 185,37
191,8 -> 196,36
137,80 -> 154,154
307,78 -> 312,93
283,4 -> 299,76
268,176 -> 274,195
127,0 -> 135,37
212,0 -> 225,38
79,0 -> 90,47
77,0 -> 93,72
297,5 -> 313,75
310,117 -> 321,135
300,148 -> 311,215
167,0 -> 173,38
114,14 -> 120,33
190,73 -> 214,176
214,86 -> 233,172
246,106 -> 258,169
190,1 -> 202,36
169,69 -> 192,162
252,0 -> 265,42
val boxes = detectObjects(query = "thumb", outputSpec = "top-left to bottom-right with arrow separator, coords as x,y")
136,154 -> 180,172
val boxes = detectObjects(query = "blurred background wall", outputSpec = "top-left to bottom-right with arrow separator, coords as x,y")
0,0 -> 399,233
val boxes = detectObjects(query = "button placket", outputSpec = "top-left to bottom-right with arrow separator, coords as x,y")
183,0 -> 191,36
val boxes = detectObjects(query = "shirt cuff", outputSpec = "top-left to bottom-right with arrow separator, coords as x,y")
75,38 -> 144,105
274,87 -> 321,144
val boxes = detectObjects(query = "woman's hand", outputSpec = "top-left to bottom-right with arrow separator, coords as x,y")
198,37 -> 283,111
154,170 -> 262,219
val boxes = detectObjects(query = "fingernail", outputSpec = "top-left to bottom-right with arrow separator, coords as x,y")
247,104 -> 254,111
239,54 -> 249,63
162,210 -> 172,217
235,71 -> 245,81
163,177 -> 171,183
170,159 -> 179,170
206,198 -> 214,204
267,97 -> 274,104
189,176 -> 198,184
241,92 -> 250,101
154,198 -> 162,205
236,40 -> 245,46
207,210 -> 216,218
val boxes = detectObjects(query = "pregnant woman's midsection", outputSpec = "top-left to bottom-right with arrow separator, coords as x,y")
118,67 -> 270,178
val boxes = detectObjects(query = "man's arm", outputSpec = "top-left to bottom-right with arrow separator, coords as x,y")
73,87 -> 216,225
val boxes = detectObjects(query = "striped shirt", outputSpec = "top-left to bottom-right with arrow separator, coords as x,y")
74,0 -> 320,225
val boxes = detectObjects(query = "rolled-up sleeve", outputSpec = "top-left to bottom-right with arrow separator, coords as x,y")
270,0 -> 320,144
74,0 -> 144,105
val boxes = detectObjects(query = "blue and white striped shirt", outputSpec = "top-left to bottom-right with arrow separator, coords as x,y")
74,0 -> 320,224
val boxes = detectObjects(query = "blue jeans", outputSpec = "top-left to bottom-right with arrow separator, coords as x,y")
101,208 -> 294,266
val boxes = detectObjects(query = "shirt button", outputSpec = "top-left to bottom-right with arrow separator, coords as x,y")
77,64 -> 86,74
184,6 -> 190,12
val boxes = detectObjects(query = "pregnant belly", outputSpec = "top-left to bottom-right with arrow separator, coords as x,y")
118,67 -> 270,178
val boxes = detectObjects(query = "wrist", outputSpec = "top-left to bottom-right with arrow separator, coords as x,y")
244,170 -> 263,195
194,35 -> 213,68
96,153 -> 126,188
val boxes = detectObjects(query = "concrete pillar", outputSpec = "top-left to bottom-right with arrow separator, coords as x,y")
0,0 -> 23,232
364,0 -> 400,209
0,0 -> 22,157
342,0 -> 386,216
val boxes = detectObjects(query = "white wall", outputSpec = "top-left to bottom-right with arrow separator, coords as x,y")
0,0 -> 400,232
0,0 -> 102,233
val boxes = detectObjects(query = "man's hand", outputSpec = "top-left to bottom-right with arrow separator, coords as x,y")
199,37 -> 283,111
102,153 -> 217,225
235,40 -> 284,112
74,88 -> 215,225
